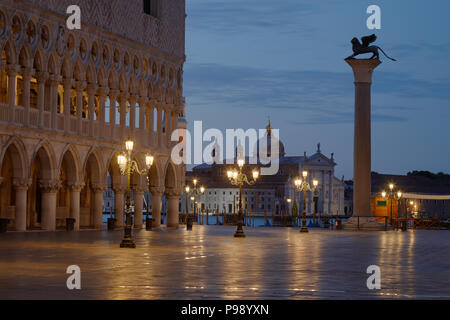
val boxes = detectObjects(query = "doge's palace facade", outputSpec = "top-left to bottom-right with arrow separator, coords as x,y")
0,0 -> 187,231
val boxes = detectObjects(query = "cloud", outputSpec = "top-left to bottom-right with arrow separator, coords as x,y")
184,63 -> 448,125
187,0 -> 316,35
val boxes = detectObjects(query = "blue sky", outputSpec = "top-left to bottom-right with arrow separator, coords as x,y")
183,0 -> 450,179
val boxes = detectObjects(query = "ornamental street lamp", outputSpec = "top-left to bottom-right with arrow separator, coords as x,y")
185,179 -> 205,226
381,183 -> 402,224
294,170 -> 319,233
226,158 -> 259,237
117,138 -> 154,248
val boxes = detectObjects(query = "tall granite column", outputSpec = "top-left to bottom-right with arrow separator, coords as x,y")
345,58 -> 384,229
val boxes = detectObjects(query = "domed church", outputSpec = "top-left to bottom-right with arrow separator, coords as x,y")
184,122 -> 345,217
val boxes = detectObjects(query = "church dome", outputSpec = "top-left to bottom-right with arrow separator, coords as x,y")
254,121 -> 286,160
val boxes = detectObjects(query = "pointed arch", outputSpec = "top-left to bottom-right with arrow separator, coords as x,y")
164,161 -> 179,190
0,136 -> 28,180
58,144 -> 82,184
86,62 -> 97,85
29,140 -> 57,181
82,147 -> 105,184
33,49 -> 46,72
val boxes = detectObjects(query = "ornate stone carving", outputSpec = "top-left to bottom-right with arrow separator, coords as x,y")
91,183 -> 107,193
150,186 -> 165,196
12,178 -> 32,190
68,183 -> 85,192
39,180 -> 61,193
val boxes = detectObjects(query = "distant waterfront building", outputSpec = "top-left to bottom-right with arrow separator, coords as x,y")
183,122 -> 345,217
370,172 -> 450,218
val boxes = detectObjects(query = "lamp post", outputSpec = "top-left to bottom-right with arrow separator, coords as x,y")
185,179 -> 205,223
294,170 -> 319,233
381,183 -> 402,225
226,158 -> 259,237
117,138 -> 154,248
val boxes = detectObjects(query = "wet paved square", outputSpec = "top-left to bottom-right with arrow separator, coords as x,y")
0,226 -> 449,299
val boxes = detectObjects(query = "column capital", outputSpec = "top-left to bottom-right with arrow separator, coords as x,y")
86,83 -> 98,95
98,86 -> 110,97
39,179 -> 61,193
12,178 -> 32,189
345,58 -> 381,83
113,185 -> 128,194
68,183 -> 85,192
91,183 -> 107,193
119,91 -> 130,101
109,88 -> 120,97
36,71 -> 49,82
128,94 -> 138,104
133,186 -> 147,195
5,64 -> 20,76
49,73 -> 62,84
74,80 -> 87,91
165,188 -> 183,199
150,186 -> 165,196
21,67 -> 35,78
138,96 -> 149,105
63,78 -> 73,89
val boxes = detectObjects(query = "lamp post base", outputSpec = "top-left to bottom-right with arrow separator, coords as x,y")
234,229 -> 246,238
234,221 -> 246,238
120,238 -> 136,248
300,216 -> 308,233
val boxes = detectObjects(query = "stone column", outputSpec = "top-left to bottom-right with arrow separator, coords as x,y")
150,187 -> 164,229
39,180 -> 60,231
109,89 -> 119,138
346,59 -> 381,218
113,186 -> 126,228
138,96 -> 148,144
133,188 -> 145,229
119,92 -> 129,138
6,64 -> 19,121
63,78 -> 73,132
13,179 -> 30,232
21,68 -> 34,126
75,80 -> 86,134
36,71 -> 48,128
149,100 -> 156,145
49,74 -> 61,130
98,86 -> 109,138
129,94 -> 136,131
344,58 -> 385,230
156,105 -> 163,147
166,190 -> 181,229
87,84 -> 97,137
92,184 -> 106,230
69,183 -> 83,231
